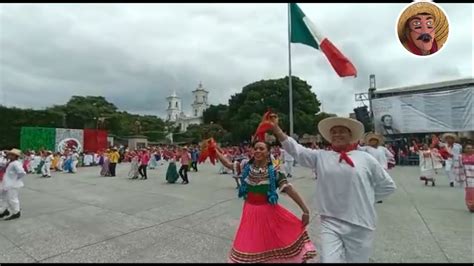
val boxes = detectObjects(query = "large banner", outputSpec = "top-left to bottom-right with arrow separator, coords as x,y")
55,128 -> 84,153
20,127 -> 108,153
372,87 -> 473,135
20,127 -> 56,152
83,129 -> 108,152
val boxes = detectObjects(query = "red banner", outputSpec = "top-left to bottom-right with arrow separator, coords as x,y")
83,129 -> 108,153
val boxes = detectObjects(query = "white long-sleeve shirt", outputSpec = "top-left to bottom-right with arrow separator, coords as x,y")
45,155 -> 53,164
280,148 -> 295,162
441,143 -> 462,161
282,137 -> 396,230
358,146 -> 394,170
440,142 -> 463,171
1,160 -> 26,190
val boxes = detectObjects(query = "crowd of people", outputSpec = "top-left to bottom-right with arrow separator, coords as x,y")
0,114 -> 472,263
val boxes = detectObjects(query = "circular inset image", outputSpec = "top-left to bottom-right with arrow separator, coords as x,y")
397,1 -> 449,56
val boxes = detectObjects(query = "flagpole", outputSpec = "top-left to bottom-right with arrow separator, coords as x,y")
287,3 -> 294,137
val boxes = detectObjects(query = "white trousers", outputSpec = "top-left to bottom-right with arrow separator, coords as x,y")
0,190 -> 6,213
0,189 -> 20,214
285,160 -> 294,176
319,216 -> 375,263
218,163 -> 227,174
41,163 -> 51,176
71,161 -> 78,173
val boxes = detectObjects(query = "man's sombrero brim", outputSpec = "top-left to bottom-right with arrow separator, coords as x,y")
364,133 -> 384,145
318,117 -> 365,144
7,148 -> 22,157
442,133 -> 458,141
397,2 -> 449,48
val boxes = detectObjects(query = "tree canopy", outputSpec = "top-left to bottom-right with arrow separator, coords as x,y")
0,96 -> 168,149
1,76 -> 337,149
203,76 -> 334,142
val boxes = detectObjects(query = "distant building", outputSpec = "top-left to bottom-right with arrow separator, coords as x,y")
370,77 -> 474,139
166,83 -> 210,132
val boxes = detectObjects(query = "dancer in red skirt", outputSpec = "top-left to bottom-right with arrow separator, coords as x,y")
454,144 -> 474,212
214,140 -> 317,263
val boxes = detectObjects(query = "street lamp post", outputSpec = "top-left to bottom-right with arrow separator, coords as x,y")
368,75 -> 377,133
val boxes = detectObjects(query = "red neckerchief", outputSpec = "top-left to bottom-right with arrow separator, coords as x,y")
331,144 -> 356,167
0,161 -> 11,182
406,36 -> 438,56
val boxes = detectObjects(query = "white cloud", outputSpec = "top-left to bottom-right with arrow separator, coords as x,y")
0,3 -> 472,118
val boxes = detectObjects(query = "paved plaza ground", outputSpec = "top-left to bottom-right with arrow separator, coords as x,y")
0,162 -> 472,263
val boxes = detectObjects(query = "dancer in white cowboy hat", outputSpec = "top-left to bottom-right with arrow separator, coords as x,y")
280,144 -> 295,178
41,150 -> 53,178
0,149 -> 27,220
440,133 -> 463,187
359,132 -> 395,171
269,115 -> 396,263
358,132 -> 395,203
71,149 -> 80,173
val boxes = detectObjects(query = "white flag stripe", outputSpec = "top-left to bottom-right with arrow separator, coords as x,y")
302,16 -> 325,44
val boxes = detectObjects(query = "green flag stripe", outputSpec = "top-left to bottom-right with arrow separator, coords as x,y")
290,3 -> 319,50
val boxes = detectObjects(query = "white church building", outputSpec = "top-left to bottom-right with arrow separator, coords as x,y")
166,83 -> 210,132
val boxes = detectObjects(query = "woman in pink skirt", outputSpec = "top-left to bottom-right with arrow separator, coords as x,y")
22,151 -> 31,173
215,140 -> 317,263
454,144 -> 474,212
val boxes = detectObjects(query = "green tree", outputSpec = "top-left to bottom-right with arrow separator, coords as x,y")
202,104 -> 230,128
47,96 -> 168,140
0,106 -> 64,149
47,96 -> 118,129
226,76 -> 321,142
174,123 -> 228,144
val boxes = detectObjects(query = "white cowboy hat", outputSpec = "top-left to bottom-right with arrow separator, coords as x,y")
442,133 -> 458,142
7,148 -> 22,157
318,117 -> 365,144
364,132 -> 384,145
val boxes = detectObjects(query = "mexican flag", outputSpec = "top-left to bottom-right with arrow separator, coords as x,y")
290,3 -> 357,78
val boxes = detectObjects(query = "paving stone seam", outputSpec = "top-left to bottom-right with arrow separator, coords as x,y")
397,173 -> 451,263
0,230 -> 39,263
25,172 -> 232,201
36,197 -> 237,262
21,185 -> 170,223
161,224 -> 233,242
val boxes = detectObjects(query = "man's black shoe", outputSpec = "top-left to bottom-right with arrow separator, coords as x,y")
4,212 -> 20,221
0,209 -> 10,218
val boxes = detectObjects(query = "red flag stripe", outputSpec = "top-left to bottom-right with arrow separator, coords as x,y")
319,38 -> 357,78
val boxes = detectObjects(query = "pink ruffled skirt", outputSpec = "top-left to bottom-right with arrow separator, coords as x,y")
228,192 -> 317,263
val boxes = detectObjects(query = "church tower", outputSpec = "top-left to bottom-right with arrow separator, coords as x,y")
166,90 -> 182,122
191,82 -> 209,117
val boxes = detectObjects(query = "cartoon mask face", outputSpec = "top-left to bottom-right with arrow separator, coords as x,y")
407,13 -> 435,53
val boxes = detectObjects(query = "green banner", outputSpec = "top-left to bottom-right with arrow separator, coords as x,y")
20,127 -> 56,152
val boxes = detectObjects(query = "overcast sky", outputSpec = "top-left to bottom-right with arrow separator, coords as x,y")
1,3 -> 472,118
